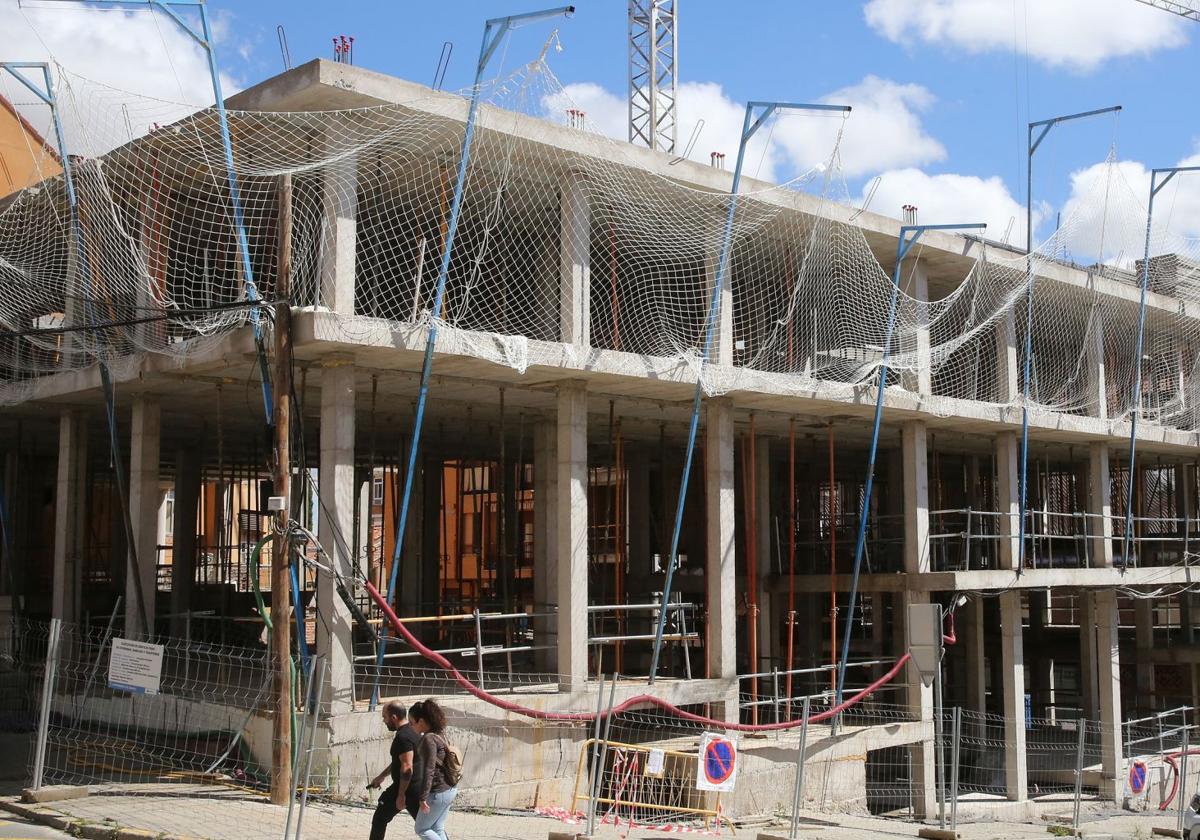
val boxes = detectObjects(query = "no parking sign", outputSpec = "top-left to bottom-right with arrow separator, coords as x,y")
696,732 -> 739,792
1128,759 -> 1149,797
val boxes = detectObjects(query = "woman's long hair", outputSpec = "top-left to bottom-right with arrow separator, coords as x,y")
411,699 -> 447,734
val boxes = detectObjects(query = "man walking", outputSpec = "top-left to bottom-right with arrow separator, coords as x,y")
367,700 -> 421,840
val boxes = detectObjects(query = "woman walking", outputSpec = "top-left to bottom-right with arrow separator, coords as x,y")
409,700 -> 460,840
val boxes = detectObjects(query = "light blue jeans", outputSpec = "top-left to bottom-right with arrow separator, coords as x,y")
413,786 -> 458,840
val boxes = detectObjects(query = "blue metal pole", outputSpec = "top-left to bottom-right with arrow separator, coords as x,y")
370,5 -> 573,708
290,562 -> 310,672
35,0 -> 274,420
1121,166 -> 1200,568
1,61 -> 153,635
834,222 -> 985,711
192,2 -> 273,424
1019,105 -> 1120,573
646,100 -> 851,685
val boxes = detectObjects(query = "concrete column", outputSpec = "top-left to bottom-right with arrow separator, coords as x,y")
1000,590 -> 1028,800
705,399 -> 737,690
996,432 -> 1020,570
1028,591 -> 1051,718
626,446 -> 651,576
1079,592 -> 1099,721
996,311 -> 1019,403
136,181 -> 168,351
396,456 -> 426,617
899,590 -> 937,818
556,383 -> 589,691
1177,464 -> 1194,642
126,399 -> 160,637
533,421 -> 559,673
52,411 -> 87,624
318,366 -> 355,712
169,447 -> 201,637
1093,589 -> 1123,801
419,454 -> 441,613
902,259 -> 932,395
753,434 -> 774,667
1088,310 -> 1108,420
1088,443 -> 1114,567
319,148 -> 358,314
964,597 -> 988,720
1134,599 -> 1155,709
705,255 -> 733,366
902,421 -> 930,574
559,172 -> 590,346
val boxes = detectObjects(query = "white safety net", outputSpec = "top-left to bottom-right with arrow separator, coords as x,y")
1,55 -> 1198,433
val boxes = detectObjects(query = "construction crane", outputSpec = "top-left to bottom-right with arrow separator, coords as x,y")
1133,0 -> 1200,20
628,0 -> 678,153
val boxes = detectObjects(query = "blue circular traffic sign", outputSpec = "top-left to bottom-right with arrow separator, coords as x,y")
704,738 -> 735,785
1129,759 -> 1148,795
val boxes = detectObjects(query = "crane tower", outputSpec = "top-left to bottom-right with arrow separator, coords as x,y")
628,0 -> 678,153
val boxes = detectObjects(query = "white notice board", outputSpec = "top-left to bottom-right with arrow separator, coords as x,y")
108,638 -> 164,695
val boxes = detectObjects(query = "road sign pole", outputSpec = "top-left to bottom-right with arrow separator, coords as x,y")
1179,727 -> 1190,836
788,695 -> 811,840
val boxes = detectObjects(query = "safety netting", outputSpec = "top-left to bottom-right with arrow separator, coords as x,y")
2,56 -> 1199,432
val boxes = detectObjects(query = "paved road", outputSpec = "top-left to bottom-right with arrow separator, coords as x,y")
0,812 -> 72,839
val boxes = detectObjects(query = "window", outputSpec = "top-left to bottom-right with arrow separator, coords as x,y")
372,476 -> 385,505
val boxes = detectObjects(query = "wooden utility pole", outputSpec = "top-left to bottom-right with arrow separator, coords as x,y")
270,173 -> 294,805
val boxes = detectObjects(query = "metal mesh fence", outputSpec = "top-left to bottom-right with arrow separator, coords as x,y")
1,616 -> 1188,839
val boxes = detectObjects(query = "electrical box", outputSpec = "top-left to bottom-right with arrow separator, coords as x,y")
906,602 -> 942,688
266,496 -> 286,512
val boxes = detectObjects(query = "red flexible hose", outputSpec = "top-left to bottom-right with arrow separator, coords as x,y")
365,580 -> 923,732
1158,747 -> 1200,811
942,609 -> 956,646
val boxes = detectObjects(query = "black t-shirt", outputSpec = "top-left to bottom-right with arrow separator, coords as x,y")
390,723 -> 420,787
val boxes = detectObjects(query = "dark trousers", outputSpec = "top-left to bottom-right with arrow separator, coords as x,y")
370,786 -> 401,840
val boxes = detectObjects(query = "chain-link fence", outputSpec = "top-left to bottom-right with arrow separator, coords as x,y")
4,616 -> 1191,839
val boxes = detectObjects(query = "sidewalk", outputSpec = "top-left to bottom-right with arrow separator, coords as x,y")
0,784 -> 1183,840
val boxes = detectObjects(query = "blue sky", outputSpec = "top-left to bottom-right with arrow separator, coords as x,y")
4,0 -> 1200,257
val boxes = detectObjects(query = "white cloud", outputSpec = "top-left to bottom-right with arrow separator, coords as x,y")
785,75 -> 945,178
864,167 -> 1036,243
1056,150 -> 1200,268
546,75 -> 944,182
0,2 -> 242,153
864,0 -> 1188,72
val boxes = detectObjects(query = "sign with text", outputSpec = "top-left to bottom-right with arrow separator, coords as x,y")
108,638 -> 164,695
696,733 -> 738,793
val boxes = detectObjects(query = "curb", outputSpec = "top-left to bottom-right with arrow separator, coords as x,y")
0,797 -> 176,840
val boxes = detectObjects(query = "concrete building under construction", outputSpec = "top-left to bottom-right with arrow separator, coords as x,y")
3,46 -> 1200,822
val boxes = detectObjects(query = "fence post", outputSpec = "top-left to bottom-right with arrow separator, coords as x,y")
1072,717 -> 1085,834
935,646 -> 946,829
473,608 -> 485,688
31,618 -> 62,791
292,656 -> 327,840
950,706 -> 961,831
773,668 -> 781,727
586,672 -> 618,838
283,655 -> 319,840
583,672 -> 607,833
1178,726 -> 1190,836
788,695 -> 811,840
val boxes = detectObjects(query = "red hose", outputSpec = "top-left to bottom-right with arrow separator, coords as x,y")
364,581 -> 918,732
942,609 -> 956,646
1159,747 -> 1200,811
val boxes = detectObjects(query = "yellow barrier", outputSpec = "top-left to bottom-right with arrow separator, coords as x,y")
570,738 -> 736,834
